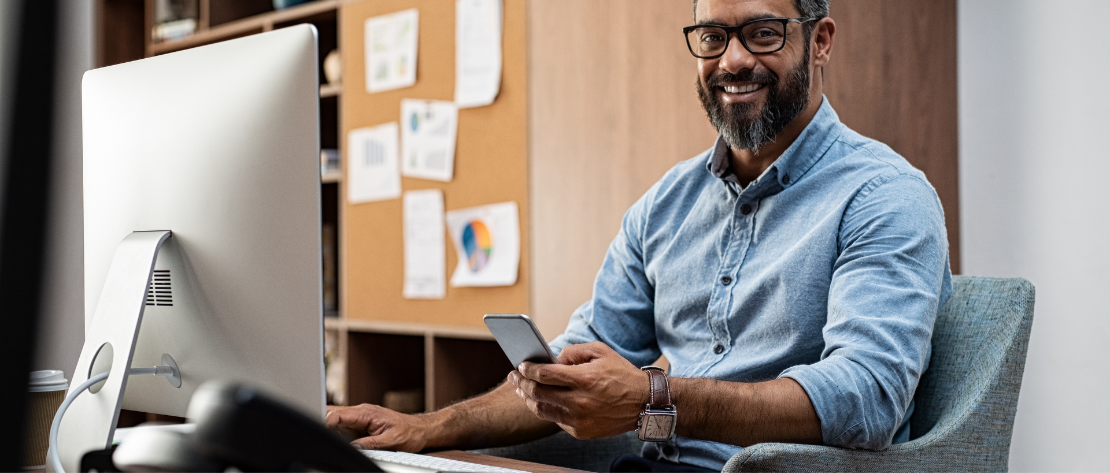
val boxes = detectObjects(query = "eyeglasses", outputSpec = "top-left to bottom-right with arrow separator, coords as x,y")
683,17 -> 818,58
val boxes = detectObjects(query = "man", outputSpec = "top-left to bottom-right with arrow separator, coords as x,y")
327,0 -> 952,470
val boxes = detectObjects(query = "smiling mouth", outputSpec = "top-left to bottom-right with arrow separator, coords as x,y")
721,83 -> 765,94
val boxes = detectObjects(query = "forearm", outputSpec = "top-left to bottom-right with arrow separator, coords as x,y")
670,377 -> 821,447
420,381 -> 560,450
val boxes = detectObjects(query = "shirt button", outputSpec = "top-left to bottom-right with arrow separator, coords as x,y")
662,445 -> 676,456
783,174 -> 791,184
740,204 -> 752,215
714,344 -> 724,354
721,276 -> 732,286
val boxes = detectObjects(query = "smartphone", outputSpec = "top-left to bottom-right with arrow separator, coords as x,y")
483,314 -> 558,367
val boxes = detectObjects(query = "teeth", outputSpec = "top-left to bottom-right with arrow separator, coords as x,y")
723,84 -> 762,94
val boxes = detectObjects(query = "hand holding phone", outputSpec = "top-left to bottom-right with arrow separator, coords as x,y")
483,314 -> 557,367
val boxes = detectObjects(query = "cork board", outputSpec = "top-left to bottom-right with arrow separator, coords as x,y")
340,0 -> 529,328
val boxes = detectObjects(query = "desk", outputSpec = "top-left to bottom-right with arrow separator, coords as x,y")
429,450 -> 589,473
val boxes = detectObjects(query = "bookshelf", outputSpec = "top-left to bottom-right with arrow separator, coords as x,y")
146,0 -> 343,56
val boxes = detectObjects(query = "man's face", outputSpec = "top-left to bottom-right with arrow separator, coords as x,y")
694,0 -> 813,152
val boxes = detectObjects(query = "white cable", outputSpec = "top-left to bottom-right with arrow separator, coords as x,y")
48,371 -> 108,473
48,366 -> 178,473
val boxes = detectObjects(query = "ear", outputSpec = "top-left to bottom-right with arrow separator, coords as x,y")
811,17 -> 835,68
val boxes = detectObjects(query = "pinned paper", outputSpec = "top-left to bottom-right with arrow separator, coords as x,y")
401,99 -> 458,182
366,9 -> 419,93
403,190 -> 446,299
445,202 -> 519,287
347,123 -> 401,203
454,0 -> 502,108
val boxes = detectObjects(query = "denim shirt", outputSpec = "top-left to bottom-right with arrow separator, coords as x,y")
549,98 -> 953,470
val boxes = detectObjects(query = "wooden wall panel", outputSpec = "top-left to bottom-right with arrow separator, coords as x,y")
824,0 -> 961,272
340,0 -> 530,328
527,0 -> 718,339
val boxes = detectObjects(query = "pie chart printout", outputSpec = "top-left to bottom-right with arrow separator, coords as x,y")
462,220 -> 493,272
445,201 -> 519,287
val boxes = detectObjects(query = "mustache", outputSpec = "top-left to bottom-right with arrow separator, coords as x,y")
706,69 -> 778,89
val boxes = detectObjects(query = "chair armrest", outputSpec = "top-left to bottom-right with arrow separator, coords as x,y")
724,440 -> 990,472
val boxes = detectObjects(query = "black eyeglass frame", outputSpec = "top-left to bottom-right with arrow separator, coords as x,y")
683,17 -> 819,59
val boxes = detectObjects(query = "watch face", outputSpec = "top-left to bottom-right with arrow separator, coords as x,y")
644,414 -> 675,440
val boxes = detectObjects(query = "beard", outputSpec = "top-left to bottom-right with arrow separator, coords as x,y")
696,54 -> 812,153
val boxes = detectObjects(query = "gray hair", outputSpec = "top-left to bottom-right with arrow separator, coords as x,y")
693,0 -> 830,24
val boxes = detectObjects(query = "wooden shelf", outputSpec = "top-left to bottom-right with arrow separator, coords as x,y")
148,0 -> 341,56
336,320 -> 508,411
331,318 -> 494,341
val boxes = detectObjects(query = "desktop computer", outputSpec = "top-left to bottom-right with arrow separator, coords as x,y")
53,21 -> 532,473
55,24 -> 324,471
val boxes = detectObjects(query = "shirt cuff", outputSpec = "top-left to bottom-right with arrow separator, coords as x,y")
779,356 -> 896,450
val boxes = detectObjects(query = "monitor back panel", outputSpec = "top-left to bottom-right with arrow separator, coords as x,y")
82,25 -> 324,418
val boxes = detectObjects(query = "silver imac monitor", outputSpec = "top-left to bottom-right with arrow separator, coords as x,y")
59,25 -> 324,470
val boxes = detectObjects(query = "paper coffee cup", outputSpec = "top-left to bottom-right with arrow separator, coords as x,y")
23,370 -> 68,470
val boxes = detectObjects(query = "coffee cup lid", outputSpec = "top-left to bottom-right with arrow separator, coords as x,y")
28,370 -> 68,392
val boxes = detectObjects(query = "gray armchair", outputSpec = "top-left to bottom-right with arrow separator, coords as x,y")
724,276 -> 1035,471
477,276 -> 1036,472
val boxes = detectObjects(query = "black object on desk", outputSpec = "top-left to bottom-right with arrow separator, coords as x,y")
80,445 -> 120,472
113,381 -> 382,472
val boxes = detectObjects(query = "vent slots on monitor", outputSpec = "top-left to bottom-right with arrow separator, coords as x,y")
146,270 -> 173,306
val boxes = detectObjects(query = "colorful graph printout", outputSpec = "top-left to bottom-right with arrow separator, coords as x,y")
445,202 -> 519,287
462,220 -> 492,272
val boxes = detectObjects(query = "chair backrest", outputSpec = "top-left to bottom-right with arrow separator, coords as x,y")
909,276 -> 1035,458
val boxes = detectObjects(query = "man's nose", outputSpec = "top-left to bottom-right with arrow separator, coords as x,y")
719,35 -> 757,74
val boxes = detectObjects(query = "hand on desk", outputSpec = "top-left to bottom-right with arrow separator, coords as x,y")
509,342 -> 648,439
326,403 -> 430,452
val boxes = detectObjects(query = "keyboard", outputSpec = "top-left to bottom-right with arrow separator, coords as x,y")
360,450 -> 529,473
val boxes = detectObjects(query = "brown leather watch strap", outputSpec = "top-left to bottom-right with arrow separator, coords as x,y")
642,366 -> 672,408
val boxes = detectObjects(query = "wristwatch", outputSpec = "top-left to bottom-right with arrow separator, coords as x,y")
636,365 -> 676,442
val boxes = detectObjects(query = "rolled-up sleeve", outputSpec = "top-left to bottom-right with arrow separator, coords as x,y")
780,173 -> 952,450
549,185 -> 663,368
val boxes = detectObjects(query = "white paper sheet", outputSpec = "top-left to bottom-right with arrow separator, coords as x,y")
403,189 -> 446,299
454,0 -> 502,108
347,123 -> 401,204
365,8 -> 419,93
400,99 -> 458,182
445,201 -> 519,287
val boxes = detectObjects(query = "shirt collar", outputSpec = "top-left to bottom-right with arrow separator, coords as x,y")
704,97 -> 842,190
706,138 -> 739,184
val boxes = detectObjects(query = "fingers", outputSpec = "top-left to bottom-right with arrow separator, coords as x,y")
518,389 -> 570,424
517,341 -> 620,387
517,362 -> 580,388
325,406 -> 366,429
355,433 -> 390,450
557,342 -> 612,365
336,407 -> 426,453
324,407 -> 348,428
350,431 -> 418,453
510,370 -> 588,427
512,371 -> 572,406
351,435 -> 381,451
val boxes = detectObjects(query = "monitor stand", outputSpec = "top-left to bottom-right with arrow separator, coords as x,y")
57,230 -> 180,472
